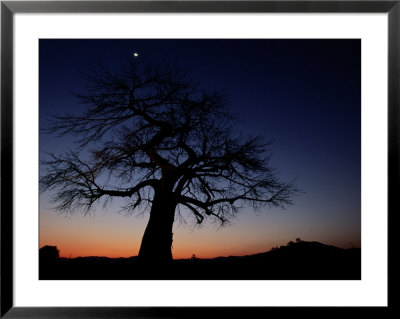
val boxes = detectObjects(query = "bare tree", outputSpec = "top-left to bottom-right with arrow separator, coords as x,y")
40,60 -> 298,264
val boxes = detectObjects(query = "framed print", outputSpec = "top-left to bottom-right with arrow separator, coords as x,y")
1,1 -> 396,317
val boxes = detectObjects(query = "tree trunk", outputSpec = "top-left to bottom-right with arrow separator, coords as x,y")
138,191 -> 176,265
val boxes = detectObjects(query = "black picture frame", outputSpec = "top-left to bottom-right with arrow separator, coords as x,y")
1,1 -> 396,317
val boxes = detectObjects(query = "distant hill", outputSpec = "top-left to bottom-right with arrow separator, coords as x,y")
39,240 -> 361,280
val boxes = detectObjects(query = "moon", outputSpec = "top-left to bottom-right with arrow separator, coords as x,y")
133,52 -> 139,58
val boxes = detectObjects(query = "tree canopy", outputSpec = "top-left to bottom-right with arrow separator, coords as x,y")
40,60 -> 297,226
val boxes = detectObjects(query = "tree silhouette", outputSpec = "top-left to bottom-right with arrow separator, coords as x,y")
39,245 -> 60,263
40,60 -> 298,264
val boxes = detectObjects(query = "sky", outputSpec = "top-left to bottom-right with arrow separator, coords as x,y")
39,39 -> 361,259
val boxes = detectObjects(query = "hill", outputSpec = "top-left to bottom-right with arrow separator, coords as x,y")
39,240 -> 361,280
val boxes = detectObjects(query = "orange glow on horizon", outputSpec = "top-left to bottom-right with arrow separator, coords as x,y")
40,206 -> 361,260
39,232 -> 280,260
40,226 -> 360,260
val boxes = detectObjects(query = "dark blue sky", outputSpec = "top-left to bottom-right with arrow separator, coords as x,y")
39,39 -> 361,257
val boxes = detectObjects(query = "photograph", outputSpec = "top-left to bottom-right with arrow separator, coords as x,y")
39,38 -> 361,280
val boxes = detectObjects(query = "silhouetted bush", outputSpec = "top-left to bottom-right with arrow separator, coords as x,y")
39,245 -> 59,262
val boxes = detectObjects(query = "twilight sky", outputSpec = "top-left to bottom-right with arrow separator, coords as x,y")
39,39 -> 361,259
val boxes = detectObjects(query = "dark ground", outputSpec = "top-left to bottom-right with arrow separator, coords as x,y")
39,240 -> 361,280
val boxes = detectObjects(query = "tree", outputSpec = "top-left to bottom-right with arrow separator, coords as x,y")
39,245 -> 60,262
40,60 -> 298,265
287,241 -> 295,247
